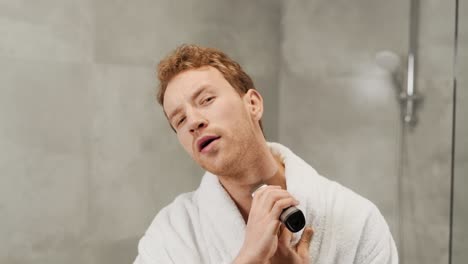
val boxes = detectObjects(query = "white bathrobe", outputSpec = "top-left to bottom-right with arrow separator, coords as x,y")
134,142 -> 398,263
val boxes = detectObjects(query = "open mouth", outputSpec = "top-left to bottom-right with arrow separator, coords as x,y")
198,136 -> 221,152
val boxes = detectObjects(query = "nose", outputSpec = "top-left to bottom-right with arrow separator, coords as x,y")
188,110 -> 207,134
189,120 -> 207,134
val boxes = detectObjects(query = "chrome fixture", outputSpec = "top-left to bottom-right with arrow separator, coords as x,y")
376,49 -> 422,126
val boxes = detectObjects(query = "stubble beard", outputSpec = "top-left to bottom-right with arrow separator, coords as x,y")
201,127 -> 255,180
218,128 -> 264,182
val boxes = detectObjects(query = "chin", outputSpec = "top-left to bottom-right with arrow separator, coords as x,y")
199,160 -> 224,175
199,155 -> 235,176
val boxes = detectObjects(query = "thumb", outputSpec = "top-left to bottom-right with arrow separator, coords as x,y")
278,224 -> 293,246
296,227 -> 314,257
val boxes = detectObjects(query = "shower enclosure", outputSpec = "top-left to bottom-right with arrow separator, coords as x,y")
279,0 -> 464,263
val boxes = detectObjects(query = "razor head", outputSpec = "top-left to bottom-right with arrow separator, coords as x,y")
282,207 -> 306,233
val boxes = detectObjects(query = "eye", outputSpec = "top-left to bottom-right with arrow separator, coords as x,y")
176,116 -> 186,127
202,96 -> 215,105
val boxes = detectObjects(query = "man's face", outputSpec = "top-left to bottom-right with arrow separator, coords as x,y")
163,66 -> 263,176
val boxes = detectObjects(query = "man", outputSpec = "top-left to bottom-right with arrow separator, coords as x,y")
134,44 -> 398,264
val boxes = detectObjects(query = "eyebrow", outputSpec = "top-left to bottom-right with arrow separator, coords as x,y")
167,85 -> 210,124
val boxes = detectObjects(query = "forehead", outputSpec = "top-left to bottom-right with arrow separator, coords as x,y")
163,66 -> 233,111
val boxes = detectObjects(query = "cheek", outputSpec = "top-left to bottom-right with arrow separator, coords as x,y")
212,99 -> 246,123
178,132 -> 194,155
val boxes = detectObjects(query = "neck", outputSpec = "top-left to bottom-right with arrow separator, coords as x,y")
218,143 -> 286,222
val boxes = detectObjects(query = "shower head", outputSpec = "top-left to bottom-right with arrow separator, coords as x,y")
375,50 -> 422,126
375,50 -> 402,74
375,50 -> 405,93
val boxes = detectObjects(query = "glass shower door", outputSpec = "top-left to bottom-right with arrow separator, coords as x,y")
279,1 -> 456,263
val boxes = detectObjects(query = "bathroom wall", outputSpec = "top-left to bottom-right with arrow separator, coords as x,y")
0,0 -> 280,263
279,0 -> 455,263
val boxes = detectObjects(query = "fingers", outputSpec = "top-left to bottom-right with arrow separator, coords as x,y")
277,224 -> 293,246
270,197 -> 299,220
252,185 -> 297,214
252,185 -> 281,202
296,227 -> 314,258
271,220 -> 282,236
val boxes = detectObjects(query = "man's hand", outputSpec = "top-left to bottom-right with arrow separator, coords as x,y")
270,225 -> 314,264
233,185 -> 300,264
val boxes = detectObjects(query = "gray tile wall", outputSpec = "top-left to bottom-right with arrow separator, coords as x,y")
0,1 -> 280,263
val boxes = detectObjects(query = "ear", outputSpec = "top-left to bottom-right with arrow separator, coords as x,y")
243,89 -> 264,121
